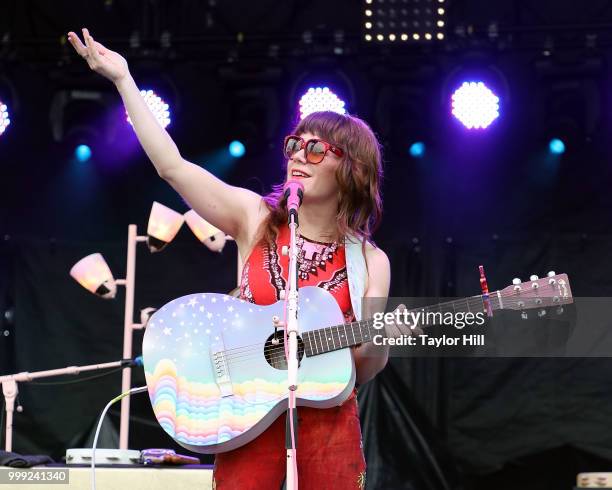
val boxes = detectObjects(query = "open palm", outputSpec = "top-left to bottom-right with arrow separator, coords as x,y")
67,28 -> 128,84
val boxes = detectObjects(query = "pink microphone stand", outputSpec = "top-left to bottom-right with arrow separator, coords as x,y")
283,180 -> 304,490
0,359 -> 131,452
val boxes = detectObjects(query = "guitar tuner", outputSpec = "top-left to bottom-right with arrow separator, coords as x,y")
556,306 -> 564,315
521,311 -> 528,320
537,309 -> 547,317
530,274 -> 539,281
478,265 -> 493,317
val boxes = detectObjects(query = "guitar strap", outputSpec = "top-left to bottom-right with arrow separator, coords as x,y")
345,235 -> 367,322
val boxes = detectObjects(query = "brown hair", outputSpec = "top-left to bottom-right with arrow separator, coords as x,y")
257,111 -> 383,248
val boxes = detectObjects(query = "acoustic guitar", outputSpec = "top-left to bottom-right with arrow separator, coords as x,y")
142,272 -> 572,453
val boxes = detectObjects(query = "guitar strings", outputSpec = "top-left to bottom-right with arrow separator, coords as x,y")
216,289 -> 542,359
220,292 -> 564,361
218,294 -> 565,365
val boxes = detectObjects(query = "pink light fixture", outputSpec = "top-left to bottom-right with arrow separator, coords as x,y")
69,253 -> 117,299
147,201 -> 185,252
184,210 -> 227,253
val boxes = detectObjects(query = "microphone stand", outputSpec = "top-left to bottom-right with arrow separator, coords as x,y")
285,196 -> 301,490
0,359 -> 134,452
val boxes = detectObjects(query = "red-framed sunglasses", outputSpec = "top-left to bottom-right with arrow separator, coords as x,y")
283,135 -> 344,164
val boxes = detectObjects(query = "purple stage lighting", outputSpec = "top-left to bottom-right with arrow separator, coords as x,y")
127,90 -> 171,128
0,100 -> 10,135
298,87 -> 346,120
451,82 -> 500,129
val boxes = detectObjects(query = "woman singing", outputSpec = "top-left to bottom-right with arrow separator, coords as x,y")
68,28 -> 412,489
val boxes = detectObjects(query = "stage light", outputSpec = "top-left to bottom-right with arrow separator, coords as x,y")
409,142 -> 426,158
229,140 -> 245,158
75,144 -> 92,162
127,90 -> 171,129
184,210 -> 228,252
298,87 -> 346,119
0,101 -> 10,136
146,202 -> 184,252
549,138 -> 565,155
451,81 -> 500,129
70,253 -> 117,299
363,0 -> 446,44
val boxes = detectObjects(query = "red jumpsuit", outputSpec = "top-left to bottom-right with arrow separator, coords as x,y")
213,226 -> 367,489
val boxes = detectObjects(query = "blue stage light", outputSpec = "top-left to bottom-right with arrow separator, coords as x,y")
229,140 -> 246,158
409,142 -> 426,158
549,138 -> 565,155
75,144 -> 92,162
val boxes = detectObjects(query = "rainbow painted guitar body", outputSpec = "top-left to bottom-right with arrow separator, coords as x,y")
143,286 -> 355,454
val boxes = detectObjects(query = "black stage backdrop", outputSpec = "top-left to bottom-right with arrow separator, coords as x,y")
3,232 -> 612,489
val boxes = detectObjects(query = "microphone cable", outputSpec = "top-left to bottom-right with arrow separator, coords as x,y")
90,385 -> 148,490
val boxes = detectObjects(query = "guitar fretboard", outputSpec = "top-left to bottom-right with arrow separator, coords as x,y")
302,293 -> 501,357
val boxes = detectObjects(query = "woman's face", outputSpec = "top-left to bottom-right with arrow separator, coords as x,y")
285,132 -> 344,204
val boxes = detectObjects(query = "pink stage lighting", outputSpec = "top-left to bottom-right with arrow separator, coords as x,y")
451,81 -> 500,129
298,87 -> 346,120
127,90 -> 171,128
0,101 -> 10,135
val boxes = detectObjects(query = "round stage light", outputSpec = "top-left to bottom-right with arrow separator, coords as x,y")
451,81 -> 500,129
127,90 -> 171,128
298,87 -> 346,120
0,101 -> 11,136
409,142 -> 426,158
75,144 -> 92,162
549,138 -> 565,155
229,140 -> 246,158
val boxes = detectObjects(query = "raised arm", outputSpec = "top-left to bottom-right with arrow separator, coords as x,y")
67,28 -> 262,242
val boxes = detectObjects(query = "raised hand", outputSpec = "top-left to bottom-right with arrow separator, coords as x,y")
67,28 -> 129,84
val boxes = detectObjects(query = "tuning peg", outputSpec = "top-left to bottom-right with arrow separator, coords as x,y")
512,278 -> 522,285
279,290 -> 286,300
556,306 -> 564,315
530,274 -> 539,281
538,309 -> 547,317
521,311 -> 528,320
281,246 -> 289,256
547,271 -> 556,277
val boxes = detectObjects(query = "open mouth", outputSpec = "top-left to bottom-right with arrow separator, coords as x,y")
291,170 -> 310,178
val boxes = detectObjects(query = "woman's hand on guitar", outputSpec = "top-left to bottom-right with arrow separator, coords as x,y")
67,28 -> 129,85
383,304 -> 423,339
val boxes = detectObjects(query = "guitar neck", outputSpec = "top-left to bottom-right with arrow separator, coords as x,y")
302,292 -> 502,357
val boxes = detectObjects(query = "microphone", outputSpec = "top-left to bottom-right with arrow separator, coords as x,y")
283,179 -> 304,224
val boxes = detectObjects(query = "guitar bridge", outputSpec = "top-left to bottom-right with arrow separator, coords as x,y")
211,344 -> 233,397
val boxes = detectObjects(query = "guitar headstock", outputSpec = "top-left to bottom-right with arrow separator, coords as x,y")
498,271 -> 573,315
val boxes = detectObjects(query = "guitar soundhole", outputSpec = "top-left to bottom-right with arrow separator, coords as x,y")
263,332 -> 305,370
